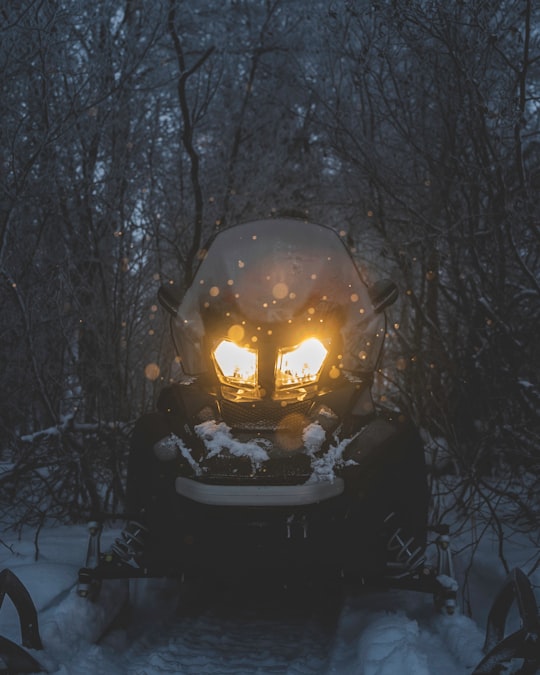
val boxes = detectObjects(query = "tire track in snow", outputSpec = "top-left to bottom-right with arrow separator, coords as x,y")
124,606 -> 334,674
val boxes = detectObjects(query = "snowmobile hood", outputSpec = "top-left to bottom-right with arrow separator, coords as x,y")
174,218 -> 386,375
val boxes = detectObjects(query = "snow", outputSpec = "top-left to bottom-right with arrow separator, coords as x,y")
436,575 -> 459,593
1,425 -> 538,673
170,419 -> 356,484
304,426 -> 356,484
155,434 -> 203,475
1,521 -> 533,674
302,423 -> 327,454
355,612 -> 430,675
195,420 -> 270,469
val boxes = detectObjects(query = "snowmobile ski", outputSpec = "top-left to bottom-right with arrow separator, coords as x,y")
0,569 -> 43,674
472,568 -> 540,674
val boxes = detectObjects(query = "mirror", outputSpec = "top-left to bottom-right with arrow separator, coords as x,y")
369,279 -> 398,313
158,284 -> 183,316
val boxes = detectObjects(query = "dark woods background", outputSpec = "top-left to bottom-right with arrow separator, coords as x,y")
1,0 -> 539,579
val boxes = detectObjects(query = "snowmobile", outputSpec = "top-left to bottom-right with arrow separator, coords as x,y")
1,218 -> 539,674
101,218 -> 434,587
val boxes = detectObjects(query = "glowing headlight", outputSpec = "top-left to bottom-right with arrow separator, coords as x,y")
213,339 -> 258,387
275,338 -> 328,388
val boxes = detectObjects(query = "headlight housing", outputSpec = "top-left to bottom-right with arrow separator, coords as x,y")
275,338 -> 328,390
212,336 -> 328,402
213,339 -> 258,388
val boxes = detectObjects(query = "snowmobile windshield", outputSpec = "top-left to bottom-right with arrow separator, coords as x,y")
174,218 -> 386,377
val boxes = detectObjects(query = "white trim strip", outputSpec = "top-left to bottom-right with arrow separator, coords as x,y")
175,476 -> 344,506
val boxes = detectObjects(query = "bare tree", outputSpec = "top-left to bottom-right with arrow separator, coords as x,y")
1,0 -> 538,565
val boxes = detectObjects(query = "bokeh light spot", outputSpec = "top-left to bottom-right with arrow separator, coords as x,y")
329,365 -> 341,379
272,282 -> 289,299
276,413 -> 308,451
144,363 -> 160,381
396,357 -> 407,371
227,324 -> 245,342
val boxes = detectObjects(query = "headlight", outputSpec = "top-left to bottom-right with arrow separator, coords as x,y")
213,339 -> 258,387
275,338 -> 328,389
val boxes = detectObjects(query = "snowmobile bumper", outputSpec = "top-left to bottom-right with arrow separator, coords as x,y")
174,475 -> 344,506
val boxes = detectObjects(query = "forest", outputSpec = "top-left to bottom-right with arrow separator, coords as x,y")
1,0 -> 539,581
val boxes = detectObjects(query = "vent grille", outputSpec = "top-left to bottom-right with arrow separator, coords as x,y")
219,399 -> 314,431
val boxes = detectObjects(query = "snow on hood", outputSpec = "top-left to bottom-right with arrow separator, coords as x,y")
161,419 -> 356,481
154,433 -> 203,475
303,423 -> 359,483
194,420 -> 270,470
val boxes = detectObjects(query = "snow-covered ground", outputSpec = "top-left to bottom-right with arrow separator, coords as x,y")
1,519 -> 537,674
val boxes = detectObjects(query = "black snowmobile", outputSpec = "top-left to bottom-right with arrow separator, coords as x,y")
117,218 -> 430,585
1,219 -> 539,674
